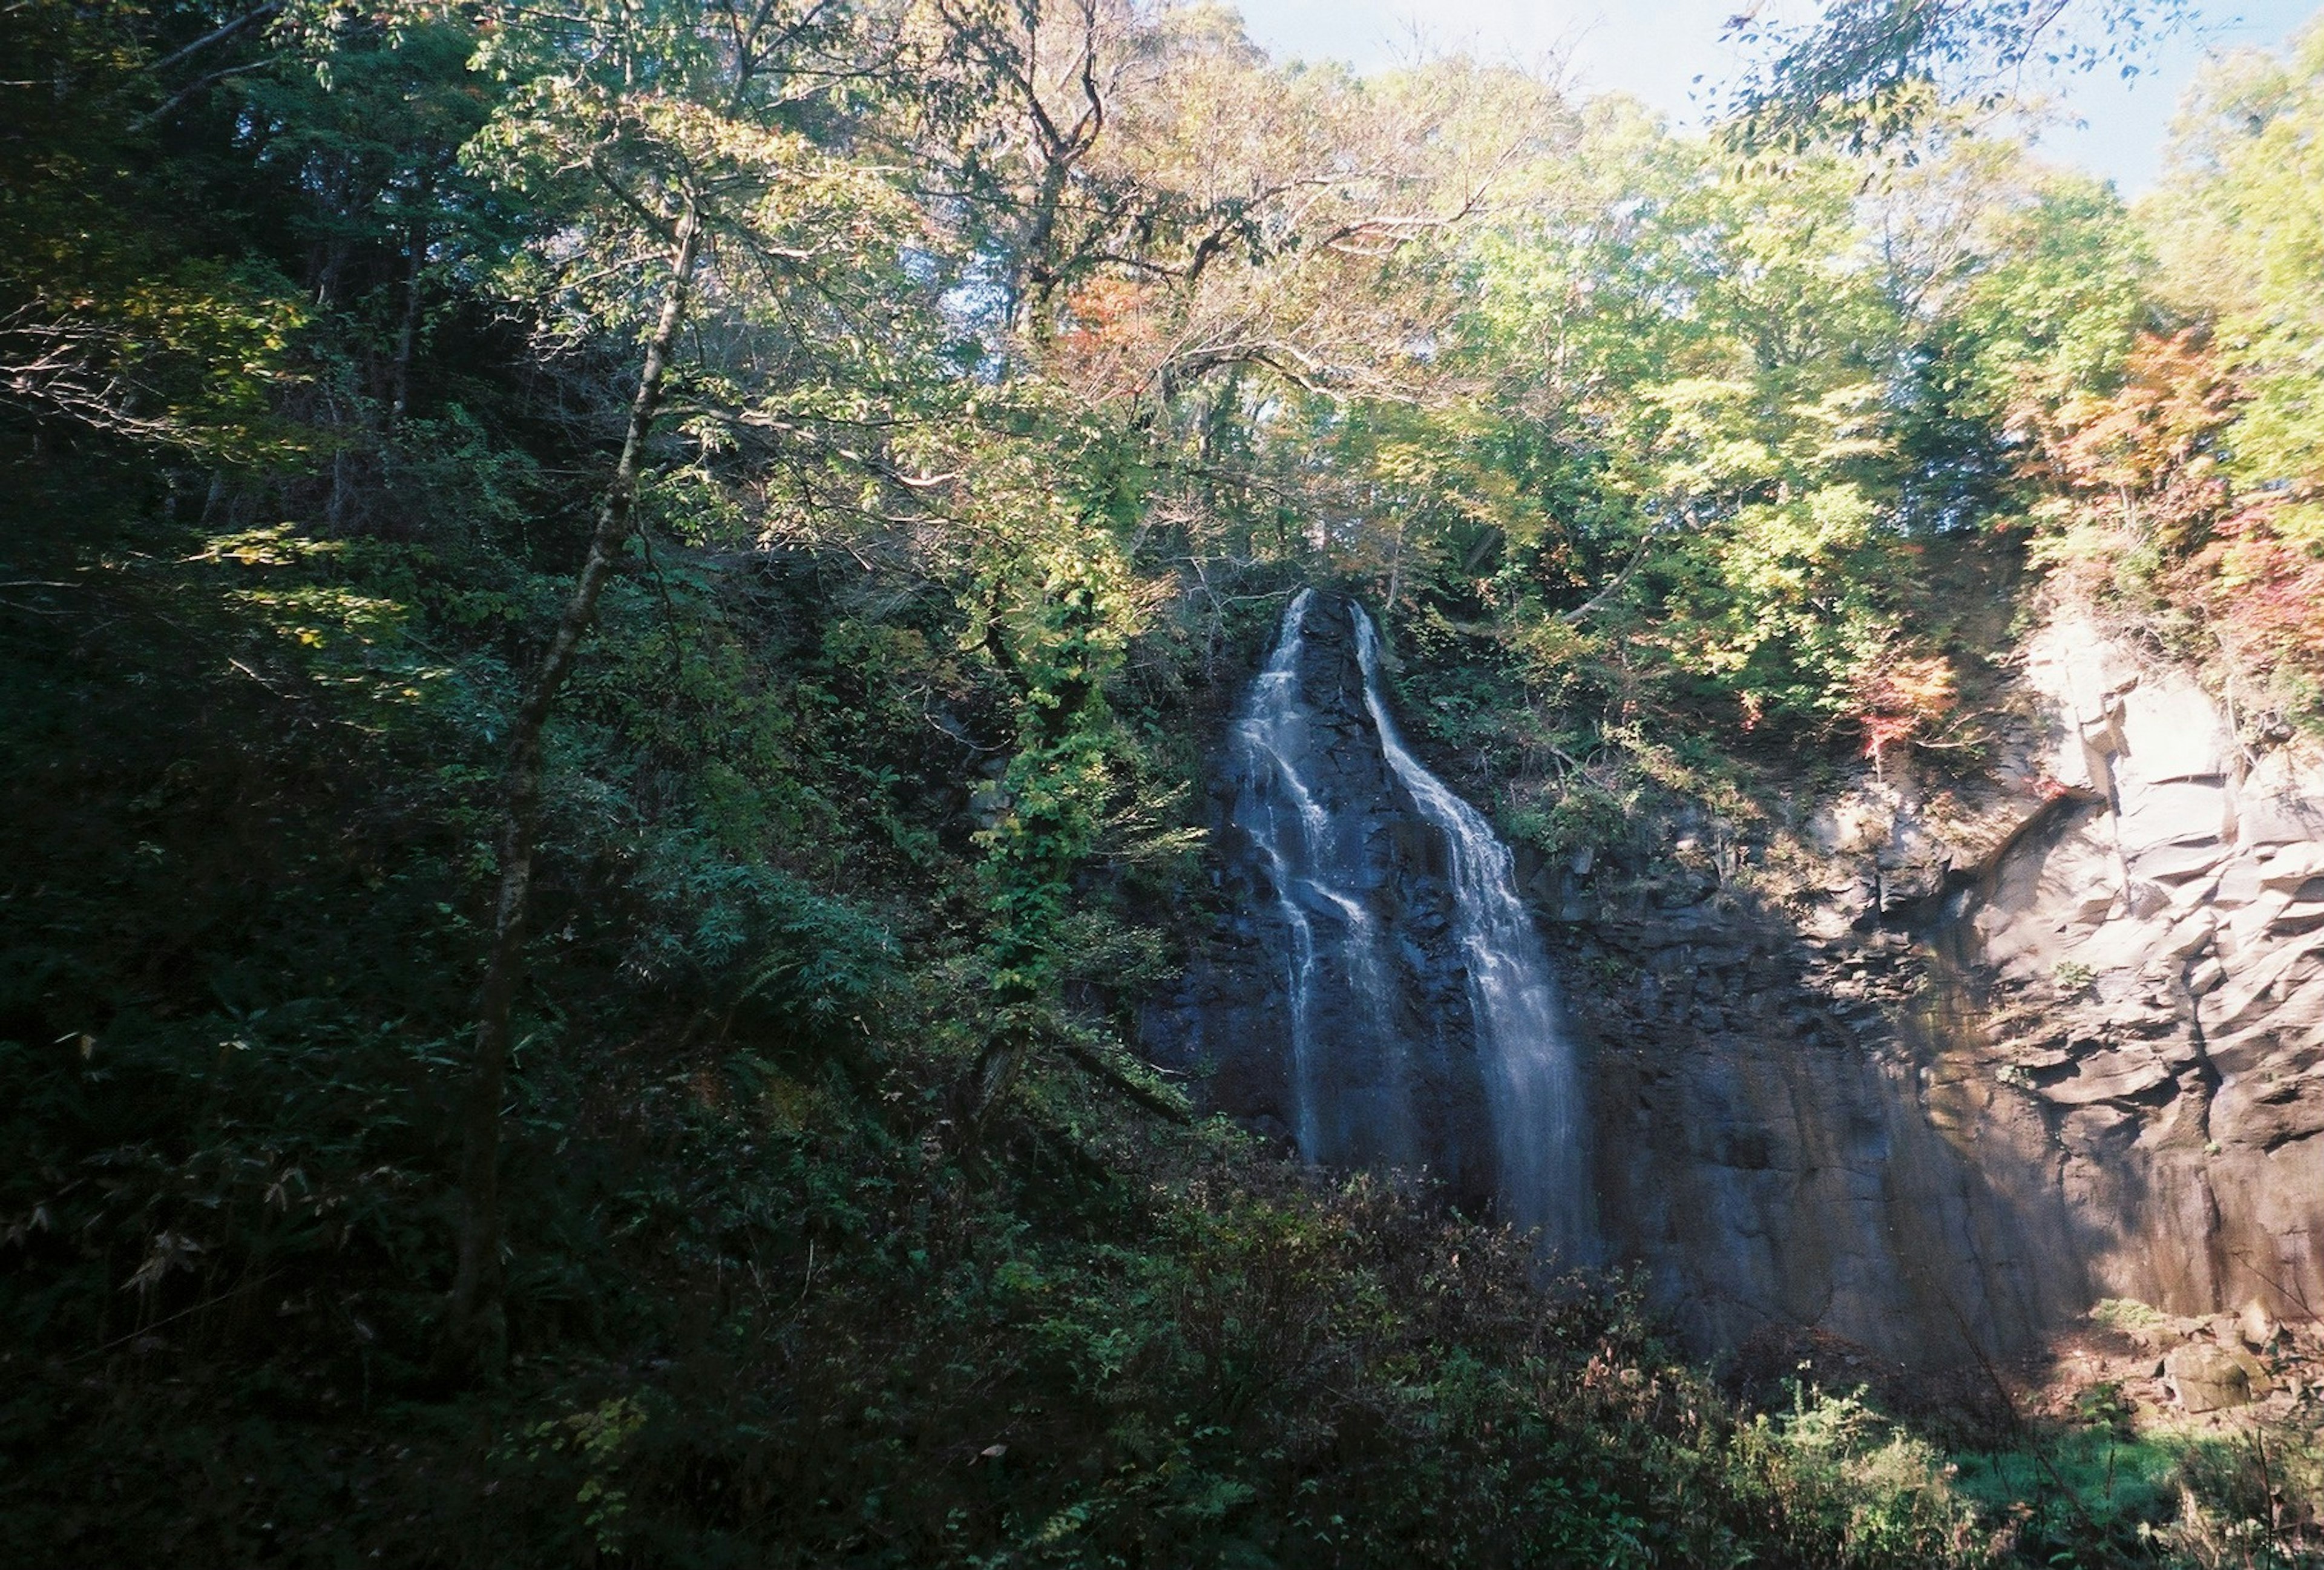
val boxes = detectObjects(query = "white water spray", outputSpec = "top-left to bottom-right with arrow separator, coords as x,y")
1227,590 -> 1409,1169
1229,590 -> 1595,1263
1351,605 -> 1595,1263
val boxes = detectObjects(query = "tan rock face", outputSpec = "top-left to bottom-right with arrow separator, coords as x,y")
2001,626 -> 2324,1324
1567,611 -> 2324,1364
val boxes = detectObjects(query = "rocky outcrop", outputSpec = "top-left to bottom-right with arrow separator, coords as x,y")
1999,1299 -> 2323,1430
1157,599 -> 2323,1365
1564,610 -> 2324,1362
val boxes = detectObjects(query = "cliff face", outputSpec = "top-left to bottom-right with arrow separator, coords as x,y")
1158,603 -> 2324,1363
1949,617 -> 2324,1322
1572,610 -> 2324,1361
1563,902 -> 2091,1363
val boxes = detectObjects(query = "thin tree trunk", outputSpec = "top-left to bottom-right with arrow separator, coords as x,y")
390,185 -> 432,425
441,199 -> 702,1376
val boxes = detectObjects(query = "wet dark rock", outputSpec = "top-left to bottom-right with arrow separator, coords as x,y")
1153,603 -> 2324,1367
1143,594 -> 1500,1213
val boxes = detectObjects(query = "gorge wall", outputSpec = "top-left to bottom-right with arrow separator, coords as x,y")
1151,596 -> 2324,1365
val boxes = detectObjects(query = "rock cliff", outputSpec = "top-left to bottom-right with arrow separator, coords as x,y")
1157,600 -> 2324,1367
1574,609 -> 2324,1362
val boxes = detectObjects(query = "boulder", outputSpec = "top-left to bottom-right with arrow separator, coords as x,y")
2161,909 -> 2219,961
2071,884 -> 2119,923
2165,1340 -> 2273,1412
2210,1068 -> 2324,1151
2071,918 -> 2168,976
2135,841 -> 2229,882
2214,859 -> 2268,907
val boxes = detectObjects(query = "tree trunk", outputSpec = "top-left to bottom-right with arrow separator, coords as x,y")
441,198 -> 702,1377
390,182 -> 433,426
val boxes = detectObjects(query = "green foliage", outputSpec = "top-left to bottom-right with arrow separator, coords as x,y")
1390,114 -> 2044,763
2153,16 -> 2324,544
1725,0 -> 2193,158
0,4 -> 312,461
2164,1425 -> 2324,1566
1740,1383 -> 1990,1568
957,433 -> 1151,1007
2010,27 -> 2324,723
2091,1297 -> 2170,1335
1940,171 -> 2149,422
1953,1424 -> 2187,1560
5,3 -> 2305,1566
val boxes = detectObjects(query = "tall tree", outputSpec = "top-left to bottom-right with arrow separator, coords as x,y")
2150,14 -> 2324,542
442,0 -> 925,1371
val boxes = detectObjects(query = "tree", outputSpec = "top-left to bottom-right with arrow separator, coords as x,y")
442,0 -> 928,1373
0,1 -> 310,462
1725,0 -> 2193,155
2149,15 -> 2324,544
1445,120 -> 1949,734
922,3 -> 1558,406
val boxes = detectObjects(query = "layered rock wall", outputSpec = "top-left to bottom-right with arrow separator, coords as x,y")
1569,613 -> 2324,1361
1158,603 -> 2324,1365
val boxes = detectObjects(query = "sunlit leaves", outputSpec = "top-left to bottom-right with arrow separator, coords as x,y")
0,1 -> 315,463
0,261 -> 310,464
2150,15 -> 2324,543
1449,125 -> 1965,734
1985,21 -> 2324,720
1725,0 -> 2193,157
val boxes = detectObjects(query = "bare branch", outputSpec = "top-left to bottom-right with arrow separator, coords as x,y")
147,1 -> 281,77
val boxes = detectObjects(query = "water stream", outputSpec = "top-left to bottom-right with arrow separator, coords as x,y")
1351,605 -> 1596,1263
1227,588 -> 1410,1169
1229,590 -> 1596,1264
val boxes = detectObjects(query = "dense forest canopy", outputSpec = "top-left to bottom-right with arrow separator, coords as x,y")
5,0 -> 2324,1562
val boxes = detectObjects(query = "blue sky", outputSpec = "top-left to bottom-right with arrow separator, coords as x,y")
1232,0 -> 2320,189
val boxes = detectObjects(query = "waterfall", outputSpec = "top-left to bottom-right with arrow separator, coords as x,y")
1351,605 -> 1596,1265
1227,590 -> 1411,1169
1227,589 -> 1595,1264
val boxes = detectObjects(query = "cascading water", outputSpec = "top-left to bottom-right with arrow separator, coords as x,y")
1227,589 -> 1412,1170
1352,605 -> 1597,1264
1227,590 -> 1595,1264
